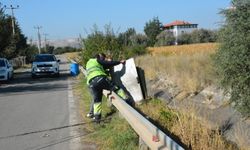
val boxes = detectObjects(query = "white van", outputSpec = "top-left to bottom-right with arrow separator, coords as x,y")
0,58 -> 14,81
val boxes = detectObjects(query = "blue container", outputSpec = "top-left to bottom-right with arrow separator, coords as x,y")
70,63 -> 79,76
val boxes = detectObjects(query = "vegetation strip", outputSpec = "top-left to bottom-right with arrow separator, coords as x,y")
76,76 -> 138,150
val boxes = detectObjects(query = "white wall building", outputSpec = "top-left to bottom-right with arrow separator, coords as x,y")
163,20 -> 198,44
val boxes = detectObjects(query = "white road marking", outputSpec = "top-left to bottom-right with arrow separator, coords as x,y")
68,79 -> 82,150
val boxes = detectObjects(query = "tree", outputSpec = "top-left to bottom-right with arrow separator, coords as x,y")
124,34 -> 148,58
214,0 -> 250,117
117,27 -> 148,58
46,45 -> 55,54
0,5 -> 12,57
24,45 -> 38,62
118,28 -> 136,47
144,17 -> 163,46
14,23 -> 28,56
81,24 -> 121,65
0,3 -> 28,59
130,33 -> 148,46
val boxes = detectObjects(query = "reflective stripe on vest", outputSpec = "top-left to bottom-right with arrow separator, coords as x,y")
94,102 -> 102,115
117,89 -> 128,99
86,58 -> 106,84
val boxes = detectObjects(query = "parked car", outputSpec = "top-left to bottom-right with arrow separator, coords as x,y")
31,54 -> 60,78
0,58 -> 14,81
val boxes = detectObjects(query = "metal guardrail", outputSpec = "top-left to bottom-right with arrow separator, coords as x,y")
103,90 -> 185,150
72,60 -> 185,150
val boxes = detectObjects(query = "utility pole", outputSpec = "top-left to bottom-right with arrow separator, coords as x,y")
43,33 -> 49,52
4,5 -> 19,35
34,26 -> 42,54
78,34 -> 84,49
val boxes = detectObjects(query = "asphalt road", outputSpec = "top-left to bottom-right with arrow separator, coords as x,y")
0,55 -> 92,150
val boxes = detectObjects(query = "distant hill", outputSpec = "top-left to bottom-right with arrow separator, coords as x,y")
30,38 -> 82,48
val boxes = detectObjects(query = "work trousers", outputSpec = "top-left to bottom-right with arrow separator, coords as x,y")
89,76 -> 128,120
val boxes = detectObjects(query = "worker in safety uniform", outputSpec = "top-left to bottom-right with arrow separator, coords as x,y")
86,53 -> 128,123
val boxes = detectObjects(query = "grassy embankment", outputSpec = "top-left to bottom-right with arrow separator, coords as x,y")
135,43 -> 240,150
74,75 -> 138,150
69,43 -> 241,149
65,52 -> 138,149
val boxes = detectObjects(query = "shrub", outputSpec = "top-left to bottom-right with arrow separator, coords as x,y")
81,24 -> 121,66
178,33 -> 192,45
155,30 -> 175,46
124,45 -> 147,58
82,25 -> 149,65
118,28 -> 136,47
54,46 -> 81,55
214,0 -> 250,117
129,33 -> 148,47
24,45 -> 38,62
190,29 -> 217,43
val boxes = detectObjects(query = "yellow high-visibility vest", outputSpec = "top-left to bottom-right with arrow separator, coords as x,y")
86,58 -> 106,84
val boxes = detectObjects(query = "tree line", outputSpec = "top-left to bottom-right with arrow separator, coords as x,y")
0,3 -> 29,60
0,3 -> 80,61
0,2 -> 217,63
81,18 -> 218,64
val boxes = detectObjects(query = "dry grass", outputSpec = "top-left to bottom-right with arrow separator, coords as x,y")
172,108 -> 236,150
136,54 -> 217,94
135,43 -> 240,149
148,43 -> 218,56
233,121 -> 250,150
64,52 -> 81,63
136,43 -> 218,95
137,99 -> 238,150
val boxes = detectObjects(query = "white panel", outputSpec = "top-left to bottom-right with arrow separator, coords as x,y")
112,58 -> 144,102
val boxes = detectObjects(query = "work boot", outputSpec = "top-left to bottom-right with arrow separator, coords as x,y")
93,115 -> 101,124
86,113 -> 94,118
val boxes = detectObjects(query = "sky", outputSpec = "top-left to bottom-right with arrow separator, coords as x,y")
1,0 -> 231,40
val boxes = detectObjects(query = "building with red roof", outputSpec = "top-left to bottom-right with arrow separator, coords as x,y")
163,20 -> 198,44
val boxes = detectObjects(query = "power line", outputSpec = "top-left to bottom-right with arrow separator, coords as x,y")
4,4 -> 19,35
